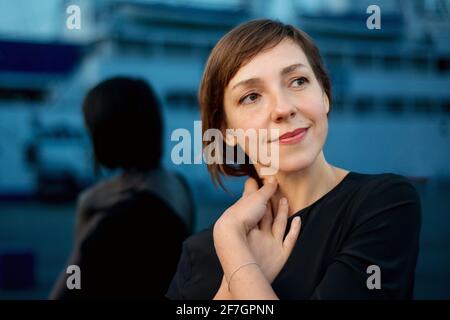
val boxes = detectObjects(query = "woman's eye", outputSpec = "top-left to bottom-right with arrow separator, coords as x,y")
239,93 -> 260,105
291,77 -> 308,87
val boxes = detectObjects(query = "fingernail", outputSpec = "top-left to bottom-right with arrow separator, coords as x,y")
280,197 -> 287,205
267,176 -> 276,184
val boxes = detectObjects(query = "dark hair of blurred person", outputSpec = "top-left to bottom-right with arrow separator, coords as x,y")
50,76 -> 194,299
83,77 -> 163,171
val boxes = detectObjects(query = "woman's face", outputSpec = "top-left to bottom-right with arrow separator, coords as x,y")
223,39 -> 329,174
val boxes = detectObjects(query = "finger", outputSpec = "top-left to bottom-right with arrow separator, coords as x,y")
237,177 -> 277,231
261,175 -> 275,185
272,197 -> 289,241
283,216 -> 301,255
242,177 -> 259,197
259,201 -> 273,232
250,177 -> 277,207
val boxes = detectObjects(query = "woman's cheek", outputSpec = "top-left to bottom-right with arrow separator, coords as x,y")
314,111 -> 329,145
236,133 -> 257,159
234,127 -> 270,164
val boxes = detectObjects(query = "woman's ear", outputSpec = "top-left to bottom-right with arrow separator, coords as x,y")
323,93 -> 330,114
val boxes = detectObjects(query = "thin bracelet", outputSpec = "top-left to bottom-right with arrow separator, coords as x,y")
227,262 -> 259,292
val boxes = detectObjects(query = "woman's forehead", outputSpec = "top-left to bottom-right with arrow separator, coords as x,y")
227,39 -> 309,89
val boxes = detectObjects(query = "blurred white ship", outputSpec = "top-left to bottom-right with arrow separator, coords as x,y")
0,0 -> 449,200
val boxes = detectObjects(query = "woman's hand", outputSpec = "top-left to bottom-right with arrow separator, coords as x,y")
244,178 -> 301,283
214,177 -> 280,237
213,177 -> 301,299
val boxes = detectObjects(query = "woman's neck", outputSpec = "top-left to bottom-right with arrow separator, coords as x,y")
263,152 -> 348,217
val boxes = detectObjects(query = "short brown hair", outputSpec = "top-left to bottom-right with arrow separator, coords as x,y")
199,19 -> 332,189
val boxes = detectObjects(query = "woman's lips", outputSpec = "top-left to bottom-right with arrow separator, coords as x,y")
278,127 -> 309,145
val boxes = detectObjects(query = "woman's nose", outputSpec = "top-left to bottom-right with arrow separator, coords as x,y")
271,94 -> 297,123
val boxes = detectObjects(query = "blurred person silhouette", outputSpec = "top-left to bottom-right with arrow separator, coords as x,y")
50,76 -> 193,299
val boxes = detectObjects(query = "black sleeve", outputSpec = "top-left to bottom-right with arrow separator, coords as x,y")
166,229 -> 222,300
311,175 -> 421,299
52,192 -> 187,300
166,241 -> 193,300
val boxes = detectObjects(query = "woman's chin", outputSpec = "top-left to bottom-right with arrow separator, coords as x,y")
274,151 -> 319,174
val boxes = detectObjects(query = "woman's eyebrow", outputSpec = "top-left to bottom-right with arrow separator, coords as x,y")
231,78 -> 263,91
280,63 -> 306,76
231,63 -> 306,91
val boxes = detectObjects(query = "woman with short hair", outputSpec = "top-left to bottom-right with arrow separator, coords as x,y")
167,19 -> 421,300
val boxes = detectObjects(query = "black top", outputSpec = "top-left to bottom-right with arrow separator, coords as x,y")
51,190 -> 188,299
167,172 -> 421,300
